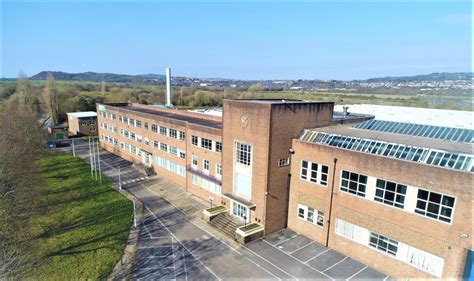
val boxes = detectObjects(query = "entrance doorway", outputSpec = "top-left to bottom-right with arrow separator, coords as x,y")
232,202 -> 249,223
142,152 -> 151,166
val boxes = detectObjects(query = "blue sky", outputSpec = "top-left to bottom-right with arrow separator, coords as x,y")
1,1 -> 471,80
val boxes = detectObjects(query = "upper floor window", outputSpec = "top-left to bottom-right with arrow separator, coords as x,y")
300,160 -> 328,186
201,138 -> 212,150
179,151 -> 186,159
151,124 -> 158,133
192,154 -> 198,167
415,189 -> 455,223
236,142 -> 251,166
340,170 -> 367,197
169,129 -> 177,139
216,142 -> 222,153
203,159 -> 210,171
160,143 -> 168,152
135,120 -> 142,128
278,158 -> 290,167
216,164 -> 222,177
160,126 -> 167,136
191,136 -> 198,146
179,131 -> 185,141
375,179 -> 407,209
144,122 -> 149,130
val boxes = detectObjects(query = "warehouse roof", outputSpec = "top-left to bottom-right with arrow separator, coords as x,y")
67,111 -> 97,118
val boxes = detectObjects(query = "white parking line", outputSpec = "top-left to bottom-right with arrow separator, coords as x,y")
242,245 -> 294,280
322,256 -> 348,272
304,249 -> 330,264
137,245 -> 171,249
144,205 -> 221,280
347,265 -> 368,280
261,239 -> 334,280
288,241 -> 314,254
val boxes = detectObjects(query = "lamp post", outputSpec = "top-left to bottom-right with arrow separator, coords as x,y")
118,166 -> 122,190
132,196 -> 137,228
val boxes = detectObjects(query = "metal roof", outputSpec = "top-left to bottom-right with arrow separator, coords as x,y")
353,119 -> 474,144
299,127 -> 474,173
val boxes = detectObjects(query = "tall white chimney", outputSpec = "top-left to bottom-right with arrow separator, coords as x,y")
165,67 -> 172,107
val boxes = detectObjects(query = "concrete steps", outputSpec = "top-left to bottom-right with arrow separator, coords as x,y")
209,213 -> 241,239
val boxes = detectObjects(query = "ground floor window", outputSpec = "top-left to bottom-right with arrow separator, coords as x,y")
297,203 -> 324,227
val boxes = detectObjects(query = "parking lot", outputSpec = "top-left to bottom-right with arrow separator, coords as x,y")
132,208 -> 217,280
245,229 -> 390,280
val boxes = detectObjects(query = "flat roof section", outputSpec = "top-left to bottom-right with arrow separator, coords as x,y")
67,111 -> 97,118
108,105 -> 223,129
226,99 -> 331,104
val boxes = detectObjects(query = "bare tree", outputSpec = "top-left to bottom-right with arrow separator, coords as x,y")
0,103 -> 45,278
43,73 -> 61,124
16,71 -> 34,110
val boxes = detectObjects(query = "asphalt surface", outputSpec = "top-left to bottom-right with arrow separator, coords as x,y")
55,138 -> 390,280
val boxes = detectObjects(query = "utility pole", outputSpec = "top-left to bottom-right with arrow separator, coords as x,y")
132,196 -> 137,228
96,141 -> 102,183
72,138 -> 75,157
89,136 -> 93,178
118,166 -> 122,190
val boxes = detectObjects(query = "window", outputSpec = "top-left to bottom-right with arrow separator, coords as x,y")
201,138 -> 212,150
144,122 -> 149,130
129,118 -> 135,126
216,164 -> 222,177
298,206 -> 305,218
278,158 -> 290,167
169,129 -> 177,139
192,136 -> 199,146
151,124 -> 158,133
179,151 -> 186,159
340,170 -> 367,197
321,165 -> 328,185
160,143 -> 168,152
236,142 -> 251,166
179,131 -> 185,141
297,204 -> 324,227
216,142 -> 222,152
192,154 -> 198,167
415,189 -> 455,223
369,232 -> 399,256
203,160 -> 210,171
301,160 -> 308,180
375,179 -> 407,209
136,120 -> 142,128
169,146 -> 178,156
154,140 -> 159,149
300,160 -> 328,186
160,126 -> 167,136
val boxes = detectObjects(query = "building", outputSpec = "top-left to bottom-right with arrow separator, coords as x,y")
67,111 -> 98,136
96,100 -> 473,279
288,121 -> 473,279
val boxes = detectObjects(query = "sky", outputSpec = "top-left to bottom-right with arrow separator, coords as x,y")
1,1 -> 472,80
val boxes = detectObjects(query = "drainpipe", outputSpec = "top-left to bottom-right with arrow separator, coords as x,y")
325,157 -> 338,247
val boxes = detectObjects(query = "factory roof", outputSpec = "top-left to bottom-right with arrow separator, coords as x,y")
299,123 -> 474,173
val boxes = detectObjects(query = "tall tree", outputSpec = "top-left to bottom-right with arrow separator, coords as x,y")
43,73 -> 60,124
16,71 -> 34,109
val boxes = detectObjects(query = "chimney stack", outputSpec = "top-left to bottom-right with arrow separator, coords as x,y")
166,67 -> 172,107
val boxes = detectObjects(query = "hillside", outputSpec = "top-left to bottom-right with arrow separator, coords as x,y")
29,71 -> 165,83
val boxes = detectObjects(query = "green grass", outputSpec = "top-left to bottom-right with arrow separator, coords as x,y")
27,152 -> 133,280
80,135 -> 99,141
206,205 -> 227,214
239,223 -> 263,233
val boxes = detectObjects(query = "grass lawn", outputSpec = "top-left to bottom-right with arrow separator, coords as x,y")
26,152 -> 133,279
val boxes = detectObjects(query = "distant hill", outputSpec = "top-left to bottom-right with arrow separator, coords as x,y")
29,71 -> 165,83
361,72 -> 473,83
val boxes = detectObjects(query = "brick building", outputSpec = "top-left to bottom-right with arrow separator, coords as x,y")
67,111 -> 98,136
96,100 -> 473,279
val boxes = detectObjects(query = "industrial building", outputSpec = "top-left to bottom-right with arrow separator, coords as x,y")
95,70 -> 472,279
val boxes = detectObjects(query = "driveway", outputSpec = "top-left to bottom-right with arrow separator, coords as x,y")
58,140 -> 390,280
